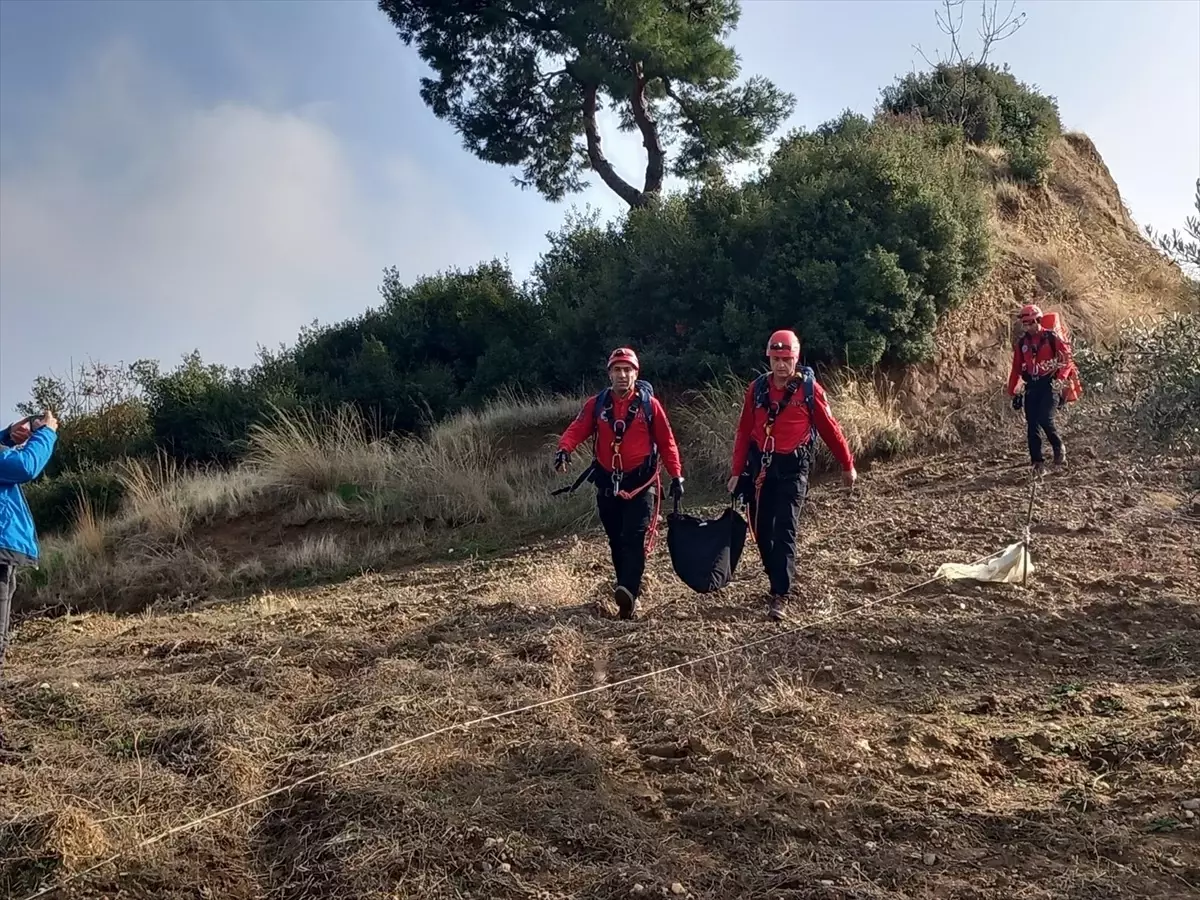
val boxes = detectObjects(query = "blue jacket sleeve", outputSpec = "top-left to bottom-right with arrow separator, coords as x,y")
0,427 -> 57,484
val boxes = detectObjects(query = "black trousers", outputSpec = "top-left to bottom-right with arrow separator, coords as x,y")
596,486 -> 656,599
746,453 -> 809,597
1024,378 -> 1063,463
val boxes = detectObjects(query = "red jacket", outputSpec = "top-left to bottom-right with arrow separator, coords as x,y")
558,391 -> 683,479
1007,328 -> 1073,395
730,376 -> 855,477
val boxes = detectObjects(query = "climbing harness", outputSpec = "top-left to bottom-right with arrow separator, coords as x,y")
552,380 -> 663,554
743,369 -> 816,545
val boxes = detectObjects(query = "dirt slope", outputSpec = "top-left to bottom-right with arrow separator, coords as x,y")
904,132 -> 1188,416
4,406 -> 1197,899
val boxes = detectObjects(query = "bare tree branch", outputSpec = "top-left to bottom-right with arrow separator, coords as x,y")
629,62 -> 666,196
582,84 -> 648,208
910,0 -> 1028,132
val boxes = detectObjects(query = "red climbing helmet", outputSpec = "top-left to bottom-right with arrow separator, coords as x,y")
607,347 -> 639,371
766,329 -> 800,359
1018,304 -> 1043,324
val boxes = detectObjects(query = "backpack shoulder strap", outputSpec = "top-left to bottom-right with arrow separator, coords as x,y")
752,373 -> 770,408
798,366 -> 817,443
592,387 -> 612,428
798,366 -> 816,411
635,379 -> 655,427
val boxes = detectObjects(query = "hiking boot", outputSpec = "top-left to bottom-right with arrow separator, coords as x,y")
767,595 -> 786,622
614,585 -> 636,620
1031,460 -> 1045,477
1053,446 -> 1066,467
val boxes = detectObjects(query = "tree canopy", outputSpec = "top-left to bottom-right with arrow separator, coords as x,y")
378,0 -> 795,207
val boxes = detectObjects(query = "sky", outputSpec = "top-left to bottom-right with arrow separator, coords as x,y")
1,0 -> 1197,419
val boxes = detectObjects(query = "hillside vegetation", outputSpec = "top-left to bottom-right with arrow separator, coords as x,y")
2,14 -> 1199,899
15,76 -> 1192,616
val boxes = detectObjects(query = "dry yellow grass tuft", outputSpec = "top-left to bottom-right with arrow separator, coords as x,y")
24,392 -> 596,615
992,177 -> 1024,221
815,368 -> 913,466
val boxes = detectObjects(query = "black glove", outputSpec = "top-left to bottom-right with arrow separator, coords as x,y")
669,476 -> 684,499
1012,393 -> 1023,411
554,449 -> 570,472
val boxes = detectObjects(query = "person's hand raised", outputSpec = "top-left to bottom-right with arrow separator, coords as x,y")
8,419 -> 32,444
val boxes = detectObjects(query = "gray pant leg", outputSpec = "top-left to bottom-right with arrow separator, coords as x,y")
0,564 -> 16,668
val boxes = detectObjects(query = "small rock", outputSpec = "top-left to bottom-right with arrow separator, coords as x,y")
644,743 -> 685,759
670,883 -> 686,896
499,862 -> 511,873
1185,810 -> 1195,820
631,885 -> 646,896
923,853 -> 938,866
1181,798 -> 1200,811
819,880 -> 835,888
812,799 -> 831,811
1030,732 -> 1055,752
865,841 -> 878,850
854,739 -> 872,753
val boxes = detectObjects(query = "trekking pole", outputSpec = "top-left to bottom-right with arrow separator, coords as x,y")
1022,470 -> 1038,588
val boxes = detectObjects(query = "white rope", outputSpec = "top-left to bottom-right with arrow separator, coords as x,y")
20,546 -> 1009,900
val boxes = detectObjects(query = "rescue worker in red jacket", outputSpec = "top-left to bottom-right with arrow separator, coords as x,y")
1007,303 -> 1070,471
727,330 -> 857,622
555,348 -> 684,620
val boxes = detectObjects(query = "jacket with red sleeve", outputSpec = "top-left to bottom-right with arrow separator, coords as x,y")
730,375 -> 855,477
1007,327 -> 1073,395
558,390 -> 683,481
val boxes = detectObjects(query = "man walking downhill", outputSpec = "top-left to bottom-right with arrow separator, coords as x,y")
1008,303 -> 1071,473
555,348 -> 684,620
1,410 -> 59,671
727,330 -> 856,622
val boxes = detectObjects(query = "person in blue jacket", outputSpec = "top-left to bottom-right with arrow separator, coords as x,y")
0,409 -> 58,669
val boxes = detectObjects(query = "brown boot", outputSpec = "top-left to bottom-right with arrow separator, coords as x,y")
767,595 -> 786,622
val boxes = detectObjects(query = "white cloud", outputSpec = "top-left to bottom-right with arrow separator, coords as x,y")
0,39 -> 490,415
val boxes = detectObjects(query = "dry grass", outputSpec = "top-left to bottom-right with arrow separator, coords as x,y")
23,393 -> 595,615
992,177 -> 1024,221
4,424 -> 1197,900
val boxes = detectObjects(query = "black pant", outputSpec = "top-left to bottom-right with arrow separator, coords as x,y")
0,564 -> 16,669
746,453 -> 809,597
596,486 -> 656,599
1024,378 -> 1063,464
